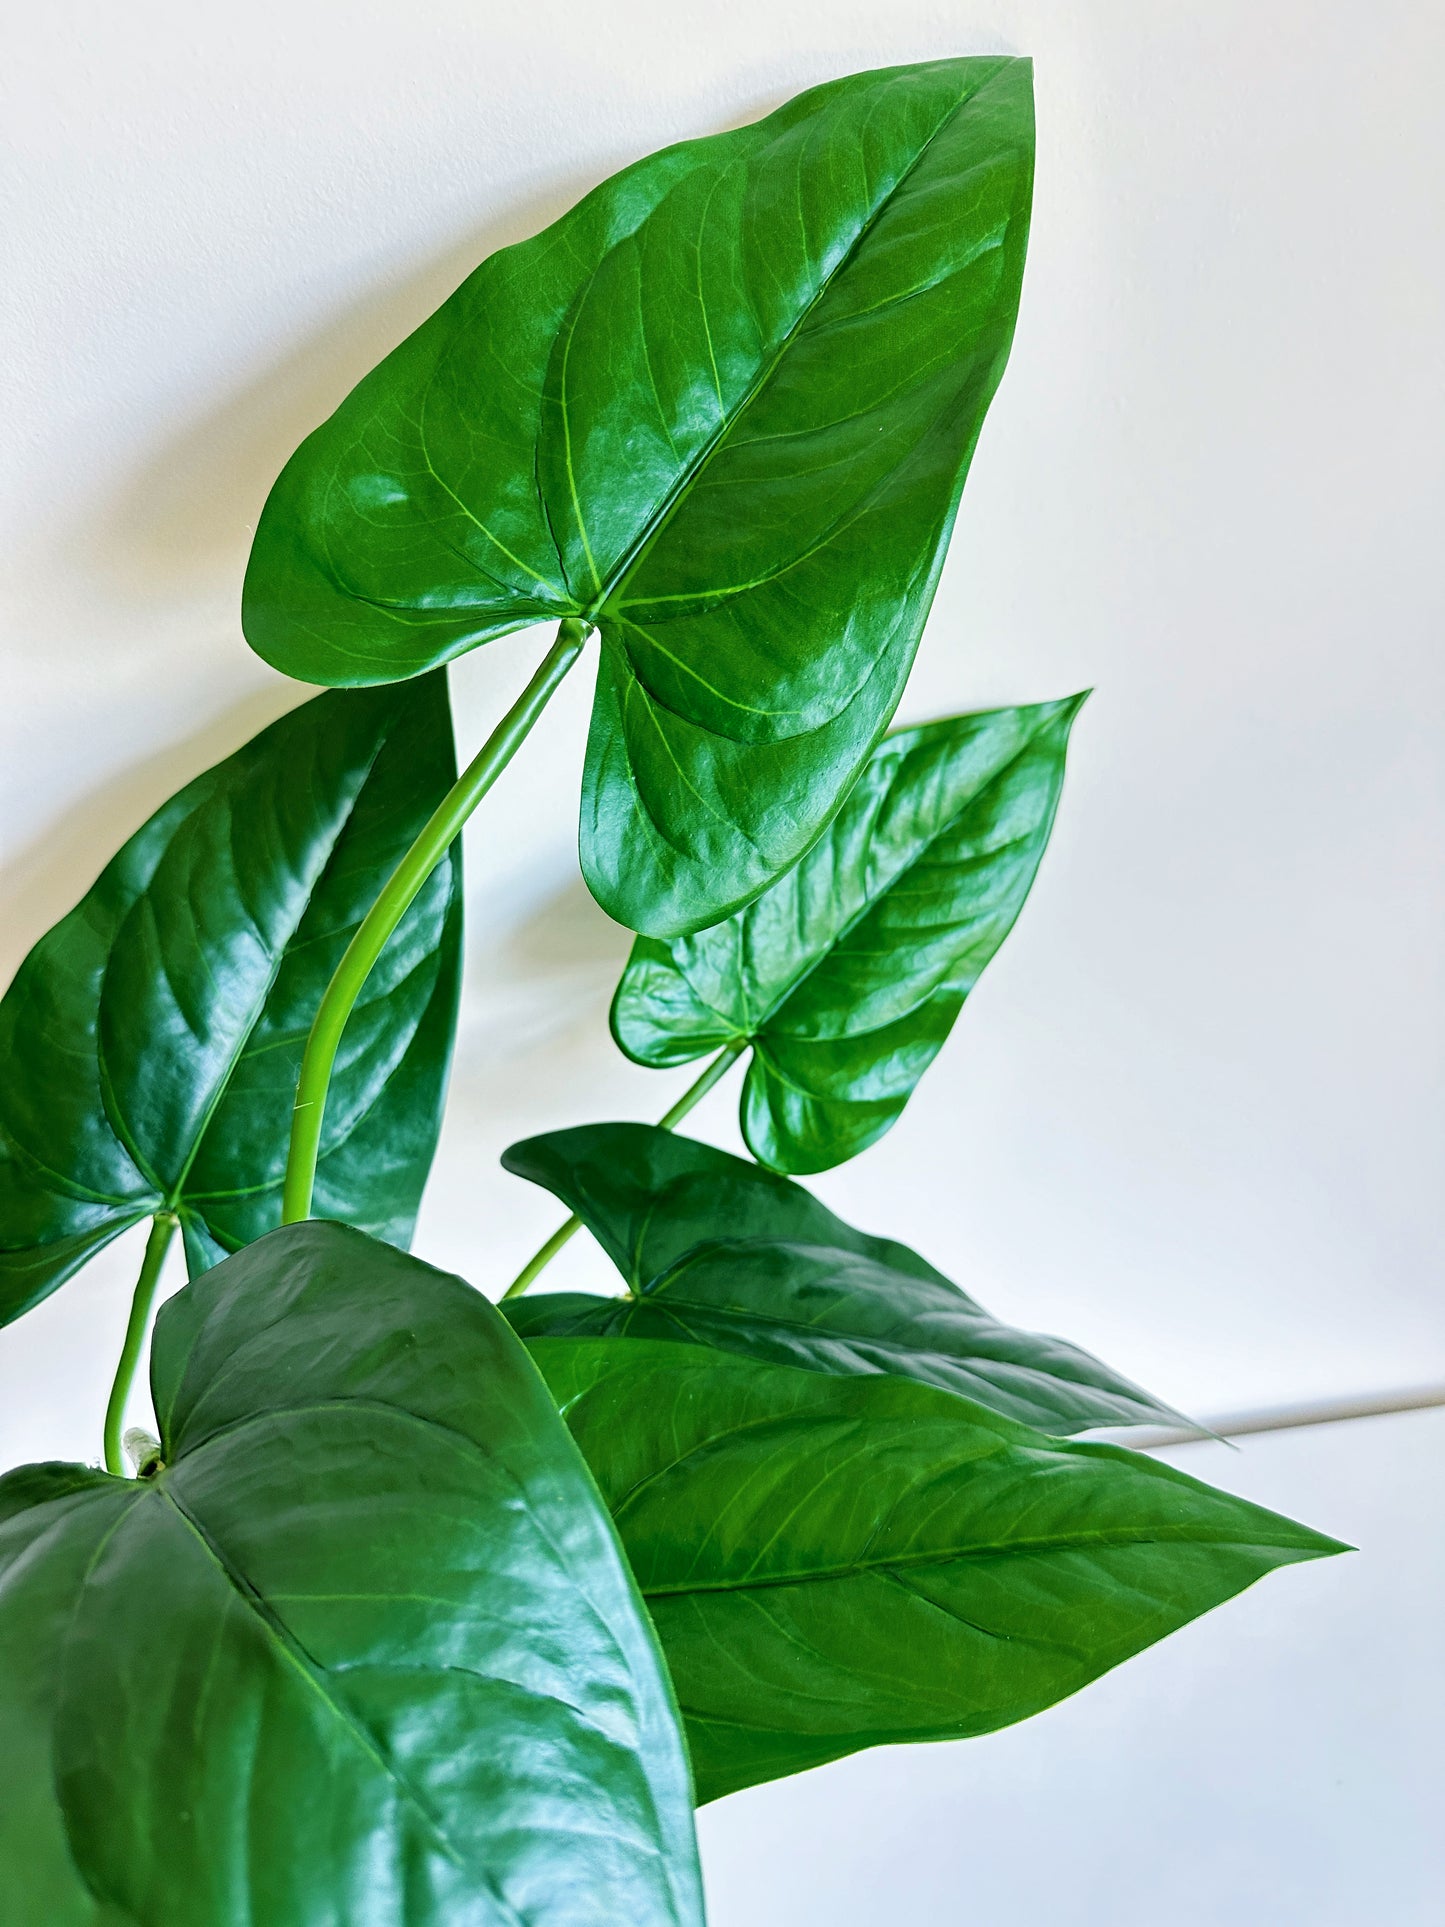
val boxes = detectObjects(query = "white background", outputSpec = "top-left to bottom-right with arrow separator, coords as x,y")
2,3 -> 1442,1919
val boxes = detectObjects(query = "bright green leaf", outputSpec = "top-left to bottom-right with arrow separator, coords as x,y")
0,677 -> 461,1327
502,1123 -> 1193,1435
530,1336 -> 1347,1803
612,697 -> 1083,1170
0,1223 -> 704,1925
241,59 -> 1035,937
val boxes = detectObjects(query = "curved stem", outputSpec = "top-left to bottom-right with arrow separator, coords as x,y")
501,1040 -> 745,1300
103,1212 -> 177,1476
282,620 -> 589,1226
655,1041 -> 744,1129
502,1214 -> 583,1301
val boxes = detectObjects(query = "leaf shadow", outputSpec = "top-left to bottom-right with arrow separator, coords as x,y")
503,875 -> 631,981
75,61 -> 824,604
0,686 -> 303,988
83,172 -> 606,600
461,874 -> 633,1067
5,167 -> 610,985
7,92 -> 808,1005
439,867 -> 678,1166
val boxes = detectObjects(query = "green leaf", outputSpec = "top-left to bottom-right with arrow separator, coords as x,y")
0,1467 -> 112,1924
0,1223 -> 704,1924
529,1336 -> 1348,1803
612,697 -> 1083,1171
502,1123 -> 1193,1435
241,59 -> 1035,937
0,676 -> 462,1327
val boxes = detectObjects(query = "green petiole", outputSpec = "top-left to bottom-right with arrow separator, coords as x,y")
500,1039 -> 745,1299
281,620 -> 588,1227
103,1211 -> 178,1477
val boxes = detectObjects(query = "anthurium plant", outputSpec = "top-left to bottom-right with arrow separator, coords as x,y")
0,58 -> 1343,1923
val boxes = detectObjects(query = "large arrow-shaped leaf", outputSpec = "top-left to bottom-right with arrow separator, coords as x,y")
0,676 -> 461,1325
612,697 -> 1082,1170
503,1124 -> 1192,1435
530,1336 -> 1346,1803
242,59 -> 1035,937
0,1224 -> 704,1925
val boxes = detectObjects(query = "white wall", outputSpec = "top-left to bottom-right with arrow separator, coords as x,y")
3,4 -> 1441,1919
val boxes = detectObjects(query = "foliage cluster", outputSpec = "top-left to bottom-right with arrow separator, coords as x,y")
0,59 -> 1341,1923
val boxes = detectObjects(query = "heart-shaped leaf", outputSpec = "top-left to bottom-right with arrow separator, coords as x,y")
0,1223 -> 704,1925
612,697 -> 1082,1170
503,1123 -> 1190,1435
0,676 -> 461,1326
529,1336 -> 1347,1803
241,59 -> 1035,937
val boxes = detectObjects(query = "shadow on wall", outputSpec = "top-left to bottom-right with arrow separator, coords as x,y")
0,686 -> 302,988
11,82 -> 815,981
8,80 -> 808,1001
455,876 -> 634,1071
6,170 -> 619,987
79,57 -> 808,606
85,173 -> 604,600
442,869 -> 660,1146
500,874 -> 633,984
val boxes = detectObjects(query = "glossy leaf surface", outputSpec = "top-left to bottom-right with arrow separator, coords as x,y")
503,1124 -> 1191,1435
242,59 -> 1035,937
532,1336 -> 1346,1802
0,677 -> 462,1326
613,697 -> 1082,1170
0,1223 -> 703,1925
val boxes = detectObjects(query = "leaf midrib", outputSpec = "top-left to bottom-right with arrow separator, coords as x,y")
638,701 -> 1068,1057
638,1520 -> 1315,1601
583,62 -> 1009,626
81,739 -> 383,1213
162,741 -> 390,1207
746,703 -> 1070,1038
642,1269 -> 1118,1388
633,1293 -> 1173,1425
154,1482 -> 497,1893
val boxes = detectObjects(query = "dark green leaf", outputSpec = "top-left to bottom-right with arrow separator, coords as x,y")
529,1336 -> 1347,1803
0,1465 -> 114,1924
503,1123 -> 1190,1435
242,59 -> 1035,937
0,677 -> 462,1327
612,697 -> 1083,1170
0,1223 -> 703,1925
